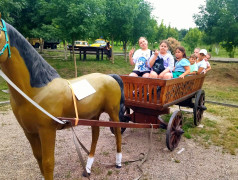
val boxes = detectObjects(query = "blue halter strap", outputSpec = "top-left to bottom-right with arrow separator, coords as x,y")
0,19 -> 11,58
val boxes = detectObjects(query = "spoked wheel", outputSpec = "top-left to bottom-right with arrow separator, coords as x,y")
166,110 -> 184,151
193,90 -> 206,126
110,107 -> 130,135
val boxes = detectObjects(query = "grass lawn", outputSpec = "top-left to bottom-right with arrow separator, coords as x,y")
0,50 -> 238,154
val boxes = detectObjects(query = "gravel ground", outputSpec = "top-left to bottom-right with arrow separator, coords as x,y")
0,109 -> 238,180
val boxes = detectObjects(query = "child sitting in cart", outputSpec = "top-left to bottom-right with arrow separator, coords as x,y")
129,37 -> 151,77
204,52 -> 212,73
188,53 -> 198,75
196,49 -> 208,74
148,40 -> 174,79
167,46 -> 190,79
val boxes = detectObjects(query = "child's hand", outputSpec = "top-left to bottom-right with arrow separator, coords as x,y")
179,74 -> 185,79
154,50 -> 159,56
129,48 -> 135,57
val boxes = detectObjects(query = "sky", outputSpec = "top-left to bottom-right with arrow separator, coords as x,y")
145,0 -> 206,30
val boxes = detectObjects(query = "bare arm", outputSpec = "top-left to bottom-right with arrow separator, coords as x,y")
205,66 -> 211,72
129,48 -> 135,65
179,66 -> 190,79
167,54 -> 175,71
197,67 -> 204,74
189,71 -> 197,75
148,50 -> 159,67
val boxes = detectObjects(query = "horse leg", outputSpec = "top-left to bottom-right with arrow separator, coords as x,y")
85,125 -> 100,176
38,127 -> 57,180
109,112 -> 122,168
24,132 -> 44,176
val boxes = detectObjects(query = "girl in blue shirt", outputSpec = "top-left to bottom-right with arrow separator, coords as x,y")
172,46 -> 190,79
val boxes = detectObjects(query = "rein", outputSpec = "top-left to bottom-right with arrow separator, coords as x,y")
0,19 -> 11,58
0,70 -> 66,125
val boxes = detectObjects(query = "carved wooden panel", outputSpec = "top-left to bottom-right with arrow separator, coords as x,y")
120,74 -> 205,110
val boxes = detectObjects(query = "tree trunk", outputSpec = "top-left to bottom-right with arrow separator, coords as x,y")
123,41 -> 128,62
40,38 -> 43,53
63,40 -> 67,61
111,36 -> 114,64
72,39 -> 77,77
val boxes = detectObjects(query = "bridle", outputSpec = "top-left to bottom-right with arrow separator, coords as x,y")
0,19 -> 11,58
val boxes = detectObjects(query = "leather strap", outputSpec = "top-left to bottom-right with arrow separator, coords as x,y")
67,80 -> 79,126
70,125 -> 90,179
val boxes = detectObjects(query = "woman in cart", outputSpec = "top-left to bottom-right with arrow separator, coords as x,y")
128,37 -> 151,77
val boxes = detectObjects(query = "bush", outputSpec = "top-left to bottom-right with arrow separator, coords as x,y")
167,37 -> 181,55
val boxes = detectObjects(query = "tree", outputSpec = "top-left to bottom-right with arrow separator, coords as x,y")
104,0 -> 152,62
40,0 -> 105,76
194,0 -> 238,57
167,26 -> 179,40
183,28 -> 202,53
0,0 -> 26,25
178,29 -> 188,41
157,21 -> 167,41
0,0 -> 47,37
146,18 -> 159,49
131,1 -> 153,45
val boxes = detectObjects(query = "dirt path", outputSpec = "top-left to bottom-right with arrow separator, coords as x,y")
0,110 -> 238,180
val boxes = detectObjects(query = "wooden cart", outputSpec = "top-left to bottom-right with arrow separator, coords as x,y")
119,74 -> 206,151
59,74 -> 206,151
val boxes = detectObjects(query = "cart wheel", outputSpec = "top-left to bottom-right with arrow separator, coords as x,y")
193,90 -> 206,126
110,107 -> 130,135
166,111 -> 184,151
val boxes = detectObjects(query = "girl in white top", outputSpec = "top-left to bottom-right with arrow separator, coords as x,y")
129,37 -> 151,77
148,40 -> 174,79
204,52 -> 212,73
197,49 -> 208,74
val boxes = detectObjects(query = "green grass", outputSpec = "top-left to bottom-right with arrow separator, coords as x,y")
163,105 -> 238,154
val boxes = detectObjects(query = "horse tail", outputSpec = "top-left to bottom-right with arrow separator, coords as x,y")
108,74 -> 125,122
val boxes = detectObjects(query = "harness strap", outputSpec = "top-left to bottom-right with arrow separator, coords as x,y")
70,125 -> 90,179
67,80 -> 79,126
0,70 -> 65,124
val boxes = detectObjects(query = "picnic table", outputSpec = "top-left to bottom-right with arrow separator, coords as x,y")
67,46 -> 109,60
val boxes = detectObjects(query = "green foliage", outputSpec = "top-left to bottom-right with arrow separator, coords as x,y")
0,80 -> 9,101
157,21 -> 168,41
194,0 -> 238,57
183,28 -> 203,53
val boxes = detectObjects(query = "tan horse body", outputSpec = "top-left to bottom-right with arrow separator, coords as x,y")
0,16 -> 123,180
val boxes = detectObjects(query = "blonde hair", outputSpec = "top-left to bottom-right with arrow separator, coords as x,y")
138,37 -> 148,44
189,53 -> 196,59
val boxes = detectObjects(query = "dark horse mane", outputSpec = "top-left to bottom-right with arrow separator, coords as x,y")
6,23 -> 60,88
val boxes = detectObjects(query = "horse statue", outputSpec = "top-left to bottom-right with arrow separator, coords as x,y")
0,14 -> 125,180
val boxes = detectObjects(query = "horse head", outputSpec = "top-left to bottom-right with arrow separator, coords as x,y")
0,13 -> 11,62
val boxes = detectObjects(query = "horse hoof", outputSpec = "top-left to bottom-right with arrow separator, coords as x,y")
116,165 -> 121,168
82,171 -> 90,177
